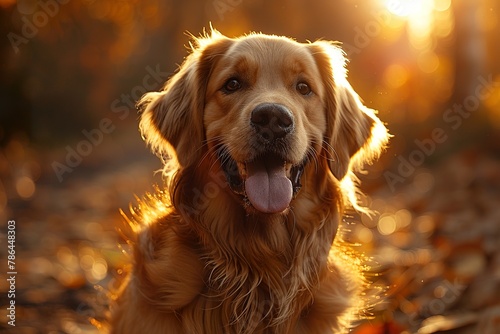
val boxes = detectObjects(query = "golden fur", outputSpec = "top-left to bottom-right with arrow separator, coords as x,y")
110,29 -> 389,334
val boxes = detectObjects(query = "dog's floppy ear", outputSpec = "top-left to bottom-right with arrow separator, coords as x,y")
309,41 -> 389,180
138,31 -> 233,167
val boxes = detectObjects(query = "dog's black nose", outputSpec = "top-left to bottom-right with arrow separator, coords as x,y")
251,103 -> 294,140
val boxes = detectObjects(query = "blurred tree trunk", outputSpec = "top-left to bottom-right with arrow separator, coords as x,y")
451,0 -> 487,101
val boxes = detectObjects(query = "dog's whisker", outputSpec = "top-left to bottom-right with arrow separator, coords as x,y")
196,136 -> 226,168
197,139 -> 227,171
321,139 -> 340,164
211,146 -> 232,172
207,149 -> 223,171
306,143 -> 320,173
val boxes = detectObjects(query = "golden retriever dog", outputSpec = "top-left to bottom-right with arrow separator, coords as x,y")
110,29 -> 389,333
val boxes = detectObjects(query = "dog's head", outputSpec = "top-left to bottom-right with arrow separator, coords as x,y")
139,30 -> 388,215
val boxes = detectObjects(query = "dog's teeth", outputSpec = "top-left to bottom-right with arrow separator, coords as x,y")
285,162 -> 292,176
237,162 -> 247,177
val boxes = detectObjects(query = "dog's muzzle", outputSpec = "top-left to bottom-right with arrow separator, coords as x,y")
218,103 -> 306,214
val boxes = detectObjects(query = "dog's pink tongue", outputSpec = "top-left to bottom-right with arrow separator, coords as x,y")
245,156 -> 292,213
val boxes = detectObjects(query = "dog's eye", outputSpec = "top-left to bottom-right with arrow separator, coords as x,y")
223,78 -> 242,93
296,82 -> 312,96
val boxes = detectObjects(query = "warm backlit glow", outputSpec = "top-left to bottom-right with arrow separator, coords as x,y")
388,0 -> 434,50
385,0 -> 450,18
380,0 -> 456,110
385,0 -> 422,17
383,64 -> 409,89
384,0 -> 454,55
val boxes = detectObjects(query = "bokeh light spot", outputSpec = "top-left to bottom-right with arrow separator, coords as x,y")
414,215 -> 435,236
357,226 -> 374,244
91,258 -> 108,283
395,209 -> 412,229
16,176 -> 36,199
80,254 -> 95,271
413,171 -> 435,193
434,0 -> 451,11
378,215 -> 397,235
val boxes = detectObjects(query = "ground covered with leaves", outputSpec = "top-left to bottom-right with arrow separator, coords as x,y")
1,133 -> 499,334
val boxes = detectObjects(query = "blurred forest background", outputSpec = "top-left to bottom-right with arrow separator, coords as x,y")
1,0 -> 499,333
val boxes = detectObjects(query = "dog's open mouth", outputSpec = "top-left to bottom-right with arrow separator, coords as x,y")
219,148 -> 305,214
